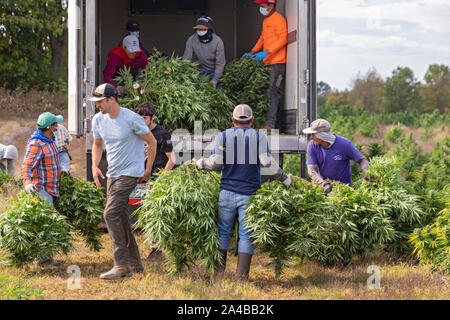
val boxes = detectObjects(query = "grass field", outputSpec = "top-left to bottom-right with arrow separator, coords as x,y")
0,233 -> 449,300
1,113 -> 449,300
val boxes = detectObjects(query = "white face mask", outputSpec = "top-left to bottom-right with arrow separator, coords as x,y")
130,31 -> 139,38
196,30 -> 208,37
259,7 -> 270,16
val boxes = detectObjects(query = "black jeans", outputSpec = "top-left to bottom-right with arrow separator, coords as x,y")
265,63 -> 286,128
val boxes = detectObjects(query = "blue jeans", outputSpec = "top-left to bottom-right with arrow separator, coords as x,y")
34,189 -> 54,264
38,189 -> 54,204
218,189 -> 254,255
59,151 -> 70,172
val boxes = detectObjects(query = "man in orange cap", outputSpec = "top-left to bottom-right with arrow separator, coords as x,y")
242,0 -> 287,130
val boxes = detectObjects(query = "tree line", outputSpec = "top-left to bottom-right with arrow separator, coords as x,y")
319,64 -> 450,113
0,0 -> 67,91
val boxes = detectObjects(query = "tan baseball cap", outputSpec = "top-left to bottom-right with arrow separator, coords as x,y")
233,104 -> 253,121
303,119 -> 331,134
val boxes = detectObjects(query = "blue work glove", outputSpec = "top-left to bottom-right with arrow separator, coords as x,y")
240,52 -> 254,60
253,51 -> 269,61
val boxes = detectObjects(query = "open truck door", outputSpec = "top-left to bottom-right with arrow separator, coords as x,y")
68,0 -> 317,181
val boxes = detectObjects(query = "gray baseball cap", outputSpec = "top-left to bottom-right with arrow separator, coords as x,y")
233,104 -> 253,121
123,35 -> 140,53
303,119 -> 331,134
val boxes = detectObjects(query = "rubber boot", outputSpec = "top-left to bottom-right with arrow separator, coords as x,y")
214,249 -> 228,277
236,253 -> 252,281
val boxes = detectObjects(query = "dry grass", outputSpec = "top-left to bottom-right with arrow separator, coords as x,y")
1,109 -> 449,300
0,232 -> 448,300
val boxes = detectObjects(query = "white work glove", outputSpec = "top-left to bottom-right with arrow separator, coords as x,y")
211,79 -> 218,89
282,174 -> 292,188
25,183 -> 37,194
195,158 -> 205,170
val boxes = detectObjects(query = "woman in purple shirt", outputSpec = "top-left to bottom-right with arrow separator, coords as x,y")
303,119 -> 369,193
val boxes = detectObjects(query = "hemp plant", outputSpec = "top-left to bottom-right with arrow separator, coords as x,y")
54,174 -> 105,251
0,192 -> 72,266
116,50 -> 234,133
135,163 -> 222,274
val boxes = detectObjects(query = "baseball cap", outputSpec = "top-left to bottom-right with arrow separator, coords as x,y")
37,112 -> 63,129
233,104 -> 253,122
302,119 -> 331,134
193,16 -> 214,30
253,0 -> 277,4
88,83 -> 118,102
123,35 -> 140,53
126,20 -> 140,32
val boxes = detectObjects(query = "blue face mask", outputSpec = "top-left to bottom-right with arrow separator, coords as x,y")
130,31 -> 140,38
259,7 -> 269,16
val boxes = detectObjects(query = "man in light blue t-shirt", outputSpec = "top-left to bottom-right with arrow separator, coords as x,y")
89,83 -> 157,280
303,119 -> 369,193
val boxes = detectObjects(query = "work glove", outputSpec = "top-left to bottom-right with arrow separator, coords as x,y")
117,86 -> 126,97
282,174 -> 292,188
25,183 -> 37,194
323,183 -> 332,195
363,174 -> 378,184
240,52 -> 254,60
211,79 -> 218,89
191,158 -> 205,170
253,51 -> 269,61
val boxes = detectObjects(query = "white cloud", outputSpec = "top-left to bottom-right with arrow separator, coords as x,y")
317,0 -> 450,90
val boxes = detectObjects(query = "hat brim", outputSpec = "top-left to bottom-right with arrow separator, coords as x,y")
88,96 -> 107,102
302,128 -> 318,134
55,115 -> 64,123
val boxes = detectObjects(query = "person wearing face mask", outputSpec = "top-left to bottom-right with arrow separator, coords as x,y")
183,16 -> 226,89
118,20 -> 151,58
104,34 -> 148,88
21,112 -> 64,266
241,0 -> 287,130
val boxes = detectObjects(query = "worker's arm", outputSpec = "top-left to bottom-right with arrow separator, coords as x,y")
195,133 -> 224,171
259,153 -> 291,187
251,33 -> 264,54
91,138 -> 105,188
213,39 -> 226,84
103,52 -> 120,87
138,132 -> 157,183
307,164 -> 329,188
358,156 -> 369,172
265,16 -> 288,56
164,151 -> 176,172
21,142 -> 43,187
182,36 -> 194,61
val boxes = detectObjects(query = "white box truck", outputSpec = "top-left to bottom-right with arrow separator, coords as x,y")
67,0 -> 317,186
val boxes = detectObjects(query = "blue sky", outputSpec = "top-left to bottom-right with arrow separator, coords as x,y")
317,0 -> 450,90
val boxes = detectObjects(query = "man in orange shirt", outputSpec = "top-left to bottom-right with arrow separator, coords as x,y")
242,0 -> 287,130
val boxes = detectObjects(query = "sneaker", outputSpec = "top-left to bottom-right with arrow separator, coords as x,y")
145,249 -> 163,261
99,266 -> 132,280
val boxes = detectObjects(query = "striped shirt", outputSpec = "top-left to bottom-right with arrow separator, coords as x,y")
21,138 -> 61,197
54,124 -> 72,152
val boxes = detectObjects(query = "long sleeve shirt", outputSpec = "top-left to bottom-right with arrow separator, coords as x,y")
182,34 -> 226,83
21,138 -> 61,197
103,46 -> 148,87
251,11 -> 287,65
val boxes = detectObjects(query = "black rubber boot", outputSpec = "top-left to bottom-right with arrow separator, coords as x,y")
214,249 -> 228,277
236,252 -> 252,281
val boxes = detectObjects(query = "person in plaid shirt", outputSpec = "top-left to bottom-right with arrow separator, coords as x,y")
22,112 -> 63,203
21,112 -> 64,266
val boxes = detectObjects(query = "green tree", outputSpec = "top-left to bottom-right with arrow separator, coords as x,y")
422,64 -> 450,112
317,81 -> 331,107
0,0 -> 67,90
347,68 -> 384,112
382,67 -> 422,113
